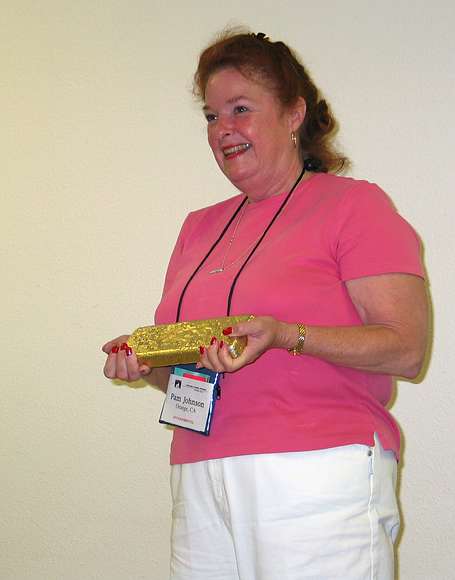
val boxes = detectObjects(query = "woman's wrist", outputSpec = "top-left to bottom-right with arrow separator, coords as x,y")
275,321 -> 303,351
141,366 -> 170,392
288,323 -> 307,355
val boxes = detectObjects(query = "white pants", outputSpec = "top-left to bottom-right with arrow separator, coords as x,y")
170,436 -> 400,580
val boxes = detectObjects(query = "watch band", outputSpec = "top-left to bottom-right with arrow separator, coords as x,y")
288,323 -> 306,355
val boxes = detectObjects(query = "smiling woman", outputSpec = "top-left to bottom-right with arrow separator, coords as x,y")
194,30 -> 348,175
102,28 -> 428,580
203,67 -> 306,201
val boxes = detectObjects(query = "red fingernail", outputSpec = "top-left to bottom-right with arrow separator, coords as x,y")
222,327 -> 232,336
126,347 -> 133,356
120,343 -> 128,350
219,341 -> 224,349
210,336 -> 217,345
199,345 -> 205,354
111,346 -> 119,354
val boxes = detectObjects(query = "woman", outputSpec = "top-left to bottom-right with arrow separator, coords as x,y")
103,30 -> 428,580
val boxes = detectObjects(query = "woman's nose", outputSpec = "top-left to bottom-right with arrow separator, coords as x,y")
217,114 -> 234,136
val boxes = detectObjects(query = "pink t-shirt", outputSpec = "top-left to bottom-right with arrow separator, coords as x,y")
154,173 -> 424,464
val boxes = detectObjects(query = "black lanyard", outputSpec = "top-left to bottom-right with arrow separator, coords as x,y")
175,167 -> 305,322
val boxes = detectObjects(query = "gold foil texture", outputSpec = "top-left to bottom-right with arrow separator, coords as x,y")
127,315 -> 253,367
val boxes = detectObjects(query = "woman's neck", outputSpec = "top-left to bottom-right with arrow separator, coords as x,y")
242,159 -> 306,203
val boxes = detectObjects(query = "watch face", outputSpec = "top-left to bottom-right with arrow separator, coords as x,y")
296,325 -> 306,354
288,324 -> 306,355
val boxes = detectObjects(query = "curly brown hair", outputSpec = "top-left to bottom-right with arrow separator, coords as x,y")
194,28 -> 349,173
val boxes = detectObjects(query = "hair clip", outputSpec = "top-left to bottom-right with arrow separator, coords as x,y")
252,32 -> 270,41
303,157 -> 323,172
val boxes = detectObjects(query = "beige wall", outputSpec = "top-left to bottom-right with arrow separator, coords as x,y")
2,1 -> 454,578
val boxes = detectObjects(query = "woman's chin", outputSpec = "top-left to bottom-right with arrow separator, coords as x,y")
222,166 -> 258,192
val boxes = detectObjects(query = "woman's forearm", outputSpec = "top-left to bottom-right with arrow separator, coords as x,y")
277,321 -> 427,379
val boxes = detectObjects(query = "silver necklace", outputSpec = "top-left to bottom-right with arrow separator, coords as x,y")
208,202 -> 253,274
207,168 -> 307,276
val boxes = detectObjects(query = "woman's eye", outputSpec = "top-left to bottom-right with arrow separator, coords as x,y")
205,113 -> 217,123
234,105 -> 248,114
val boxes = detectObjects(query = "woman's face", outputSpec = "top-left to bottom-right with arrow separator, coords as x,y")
203,67 -> 304,200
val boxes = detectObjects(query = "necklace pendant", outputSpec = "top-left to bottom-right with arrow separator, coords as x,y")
209,267 -> 224,274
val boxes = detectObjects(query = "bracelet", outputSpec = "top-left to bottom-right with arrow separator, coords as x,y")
288,323 -> 306,355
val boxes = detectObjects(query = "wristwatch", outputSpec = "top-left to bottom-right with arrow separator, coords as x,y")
288,323 -> 306,355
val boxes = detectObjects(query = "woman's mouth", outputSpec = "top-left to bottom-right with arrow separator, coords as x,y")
223,143 -> 252,159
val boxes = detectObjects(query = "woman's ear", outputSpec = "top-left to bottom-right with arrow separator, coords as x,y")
289,97 -> 306,132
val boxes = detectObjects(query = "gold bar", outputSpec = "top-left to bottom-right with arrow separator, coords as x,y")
127,315 -> 253,368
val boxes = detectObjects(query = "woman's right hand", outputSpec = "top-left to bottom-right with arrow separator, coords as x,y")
102,335 -> 153,382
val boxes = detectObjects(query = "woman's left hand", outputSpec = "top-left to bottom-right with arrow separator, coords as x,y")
198,316 -> 296,373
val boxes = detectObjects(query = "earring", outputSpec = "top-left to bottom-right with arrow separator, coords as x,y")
291,131 -> 297,148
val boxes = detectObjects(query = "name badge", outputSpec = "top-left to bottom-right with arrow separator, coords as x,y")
159,364 -> 220,436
